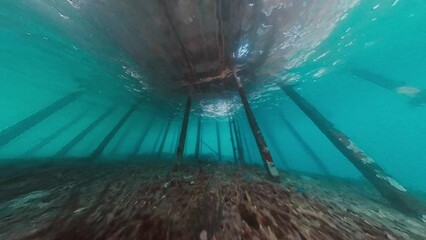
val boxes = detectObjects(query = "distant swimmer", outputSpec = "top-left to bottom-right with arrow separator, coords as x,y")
350,68 -> 406,90
350,68 -> 426,106
396,86 -> 421,96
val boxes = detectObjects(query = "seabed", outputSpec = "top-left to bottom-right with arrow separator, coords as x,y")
0,158 -> 425,240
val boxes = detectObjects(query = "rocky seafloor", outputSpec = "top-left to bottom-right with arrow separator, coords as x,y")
0,159 -> 425,240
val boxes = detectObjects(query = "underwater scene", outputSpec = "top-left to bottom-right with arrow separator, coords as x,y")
1,0 -> 426,239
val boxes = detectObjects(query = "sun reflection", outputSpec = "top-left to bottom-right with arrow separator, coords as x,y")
199,98 -> 241,118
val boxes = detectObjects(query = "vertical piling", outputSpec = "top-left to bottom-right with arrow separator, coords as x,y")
0,91 -> 81,148
216,120 -> 222,162
233,73 -> 279,179
157,118 -> 172,159
195,116 -> 202,161
89,104 -> 137,159
175,95 -> 192,167
228,117 -> 238,163
282,85 -> 426,218
55,107 -> 115,157
280,113 -> 329,175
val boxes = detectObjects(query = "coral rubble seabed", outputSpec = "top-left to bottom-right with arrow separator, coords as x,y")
0,160 -> 425,240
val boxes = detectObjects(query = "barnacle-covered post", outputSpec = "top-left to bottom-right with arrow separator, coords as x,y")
89,104 -> 138,159
282,84 -> 426,218
175,95 -> 192,167
0,91 -> 82,148
233,73 -> 280,179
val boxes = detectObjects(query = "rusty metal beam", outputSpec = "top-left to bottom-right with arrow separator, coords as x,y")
282,84 -> 426,218
233,73 -> 279,179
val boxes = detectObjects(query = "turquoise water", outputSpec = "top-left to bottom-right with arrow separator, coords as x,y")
1,0 -> 426,199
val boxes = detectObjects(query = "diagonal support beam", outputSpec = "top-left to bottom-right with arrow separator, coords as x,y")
175,95 -> 192,167
282,84 -> 426,218
0,91 -> 81,148
233,73 -> 279,179
24,109 -> 87,156
280,113 -> 330,175
55,107 -> 115,157
89,104 -> 138,159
